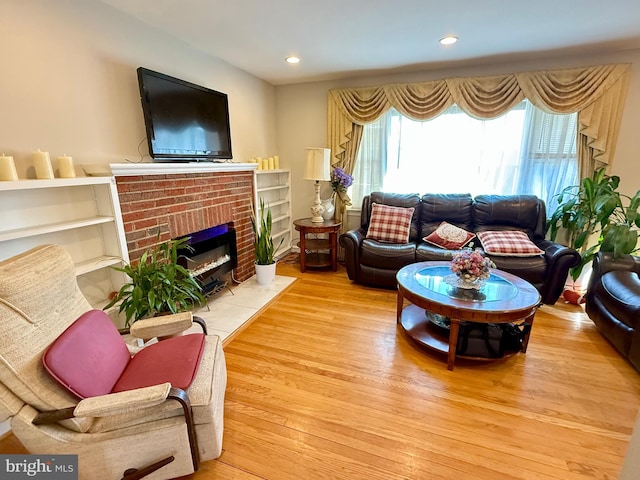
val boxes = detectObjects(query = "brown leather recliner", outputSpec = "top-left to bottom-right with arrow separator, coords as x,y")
339,192 -> 581,304
586,252 -> 640,371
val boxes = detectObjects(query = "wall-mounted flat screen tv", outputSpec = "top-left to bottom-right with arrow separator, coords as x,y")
137,67 -> 233,161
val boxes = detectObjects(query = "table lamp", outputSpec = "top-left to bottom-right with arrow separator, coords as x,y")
304,147 -> 331,223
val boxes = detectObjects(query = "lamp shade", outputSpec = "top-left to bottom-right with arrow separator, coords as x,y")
303,148 -> 331,181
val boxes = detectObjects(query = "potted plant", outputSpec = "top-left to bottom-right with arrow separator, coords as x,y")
548,167 -> 640,280
252,198 -> 283,285
104,236 -> 206,327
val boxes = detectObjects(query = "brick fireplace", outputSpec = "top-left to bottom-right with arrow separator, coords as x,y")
112,163 -> 257,282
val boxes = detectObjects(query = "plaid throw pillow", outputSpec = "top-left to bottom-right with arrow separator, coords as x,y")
423,221 -> 475,250
477,230 -> 544,257
366,203 -> 415,244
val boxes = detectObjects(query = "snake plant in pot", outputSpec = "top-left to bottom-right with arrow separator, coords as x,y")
252,198 -> 284,285
104,236 -> 206,327
547,167 -> 640,281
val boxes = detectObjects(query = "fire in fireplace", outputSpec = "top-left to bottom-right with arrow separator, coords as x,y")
177,223 -> 238,295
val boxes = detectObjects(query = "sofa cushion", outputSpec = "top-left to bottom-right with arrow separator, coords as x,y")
366,203 -> 415,244
477,230 -> 544,257
419,194 -> 474,240
423,221 -> 475,250
473,195 -> 543,239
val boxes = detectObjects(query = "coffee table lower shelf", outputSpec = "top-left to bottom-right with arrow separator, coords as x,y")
398,304 -> 520,365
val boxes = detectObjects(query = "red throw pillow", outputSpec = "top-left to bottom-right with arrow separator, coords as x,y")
43,310 -> 131,399
366,203 -> 415,244
423,222 -> 475,249
477,230 -> 544,257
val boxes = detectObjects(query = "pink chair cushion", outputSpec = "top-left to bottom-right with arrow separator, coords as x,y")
43,310 -> 131,399
112,333 -> 206,393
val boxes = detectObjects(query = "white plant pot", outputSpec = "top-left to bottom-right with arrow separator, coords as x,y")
255,262 -> 276,285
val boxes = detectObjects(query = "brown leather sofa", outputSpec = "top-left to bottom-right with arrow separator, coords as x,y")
339,192 -> 581,304
586,252 -> 640,371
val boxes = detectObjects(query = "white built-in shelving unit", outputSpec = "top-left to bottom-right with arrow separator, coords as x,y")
0,177 -> 129,311
254,169 -> 292,259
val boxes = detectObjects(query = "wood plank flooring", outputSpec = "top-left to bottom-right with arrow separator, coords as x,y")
2,257 -> 640,479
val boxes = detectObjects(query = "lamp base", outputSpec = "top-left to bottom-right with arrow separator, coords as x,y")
310,204 -> 325,223
310,180 -> 325,223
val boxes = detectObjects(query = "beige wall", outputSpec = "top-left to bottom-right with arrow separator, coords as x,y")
0,0 -> 277,178
275,49 -> 640,230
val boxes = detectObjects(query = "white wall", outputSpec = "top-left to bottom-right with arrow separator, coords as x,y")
0,0 -> 277,178
275,49 -> 640,230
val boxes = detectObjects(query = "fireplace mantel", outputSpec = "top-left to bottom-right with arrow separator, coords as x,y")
110,162 -> 258,176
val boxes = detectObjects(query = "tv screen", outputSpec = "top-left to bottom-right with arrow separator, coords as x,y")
137,67 -> 233,161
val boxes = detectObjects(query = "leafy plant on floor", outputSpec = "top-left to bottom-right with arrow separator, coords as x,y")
104,236 -> 205,326
547,167 -> 640,279
251,197 -> 284,265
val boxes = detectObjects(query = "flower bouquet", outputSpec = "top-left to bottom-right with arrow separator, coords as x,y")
330,167 -> 354,206
449,248 -> 495,289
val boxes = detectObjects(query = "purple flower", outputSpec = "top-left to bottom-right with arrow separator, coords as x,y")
330,167 -> 353,193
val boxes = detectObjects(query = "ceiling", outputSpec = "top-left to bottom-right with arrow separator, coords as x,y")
98,0 -> 640,85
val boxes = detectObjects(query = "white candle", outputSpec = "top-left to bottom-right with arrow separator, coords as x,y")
273,155 -> 280,169
33,149 -> 54,179
268,157 -> 275,170
57,154 -> 75,178
0,154 -> 18,181
256,157 -> 263,170
261,158 -> 269,170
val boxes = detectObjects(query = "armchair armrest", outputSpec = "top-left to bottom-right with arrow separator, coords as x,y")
130,312 -> 197,340
340,228 -> 366,281
74,383 -> 172,418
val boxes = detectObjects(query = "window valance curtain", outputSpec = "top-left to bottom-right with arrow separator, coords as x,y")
327,64 -> 630,185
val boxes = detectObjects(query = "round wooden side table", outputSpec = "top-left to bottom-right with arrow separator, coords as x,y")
293,218 -> 342,272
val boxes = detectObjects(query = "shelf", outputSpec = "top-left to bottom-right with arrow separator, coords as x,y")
255,169 -> 288,175
255,169 -> 292,255
75,256 -> 123,276
0,216 -> 116,242
259,199 -> 289,208
1,176 -> 129,328
0,176 -> 113,191
257,184 -> 289,193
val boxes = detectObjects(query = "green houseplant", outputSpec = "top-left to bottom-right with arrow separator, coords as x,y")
252,198 -> 283,284
548,167 -> 640,280
104,236 -> 206,327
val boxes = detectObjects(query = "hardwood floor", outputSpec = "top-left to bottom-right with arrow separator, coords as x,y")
3,257 -> 640,479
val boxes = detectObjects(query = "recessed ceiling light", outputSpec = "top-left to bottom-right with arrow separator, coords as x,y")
439,35 -> 459,46
285,56 -> 300,64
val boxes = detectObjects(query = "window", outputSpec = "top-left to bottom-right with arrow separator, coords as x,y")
351,100 -> 578,214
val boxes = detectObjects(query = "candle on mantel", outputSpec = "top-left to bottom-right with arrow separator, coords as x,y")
268,157 -> 275,170
0,154 -> 18,181
33,149 -> 54,179
57,154 -> 75,178
273,155 -> 280,169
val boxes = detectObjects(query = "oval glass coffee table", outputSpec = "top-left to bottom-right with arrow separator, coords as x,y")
396,261 -> 541,370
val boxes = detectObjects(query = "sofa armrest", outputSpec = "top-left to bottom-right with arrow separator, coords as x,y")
536,239 -> 581,303
340,228 -> 366,281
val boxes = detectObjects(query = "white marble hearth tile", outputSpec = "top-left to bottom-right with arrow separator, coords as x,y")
188,274 -> 295,342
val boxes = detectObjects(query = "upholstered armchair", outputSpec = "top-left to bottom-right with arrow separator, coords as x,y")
0,245 -> 227,479
586,252 -> 640,371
